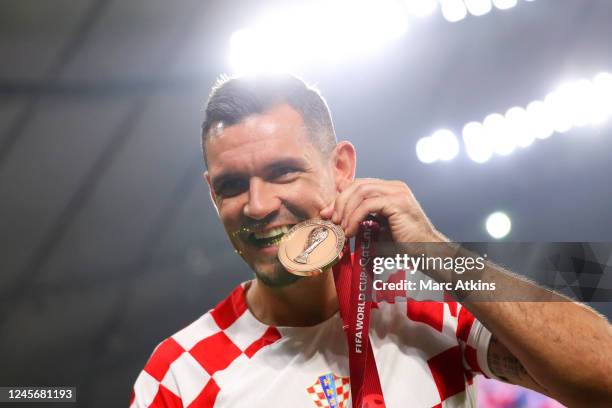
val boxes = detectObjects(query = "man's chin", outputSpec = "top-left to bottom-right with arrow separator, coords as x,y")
252,260 -> 302,288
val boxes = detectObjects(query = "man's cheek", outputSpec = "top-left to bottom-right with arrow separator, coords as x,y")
218,202 -> 243,225
284,185 -> 329,216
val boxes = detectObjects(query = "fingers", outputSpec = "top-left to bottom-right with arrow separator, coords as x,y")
319,202 -> 334,219
332,179 -> 402,226
331,178 -> 374,224
321,178 -> 438,243
343,196 -> 390,237
320,179 -> 377,221
321,178 -> 413,240
337,183 -> 399,228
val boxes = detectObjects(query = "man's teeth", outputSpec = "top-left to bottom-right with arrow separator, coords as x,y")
253,225 -> 291,240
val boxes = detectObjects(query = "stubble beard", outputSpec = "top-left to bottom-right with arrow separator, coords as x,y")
252,255 -> 302,288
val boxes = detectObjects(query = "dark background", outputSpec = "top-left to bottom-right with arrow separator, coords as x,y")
0,1 -> 611,407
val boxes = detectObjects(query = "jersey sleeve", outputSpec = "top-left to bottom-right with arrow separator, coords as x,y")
455,304 -> 499,380
130,338 -> 185,408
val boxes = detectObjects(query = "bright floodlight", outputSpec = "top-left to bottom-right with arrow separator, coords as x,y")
416,130 -> 459,163
592,72 -> 612,124
492,0 -> 518,10
462,121 -> 492,163
483,113 -> 515,156
440,0 -> 467,22
593,72 -> 612,96
229,29 -> 261,75
570,79 -> 597,127
404,0 -> 438,17
465,0 -> 493,17
416,137 -> 438,164
230,0 -> 537,73
229,0 -> 410,75
544,85 -> 574,134
525,100 -> 554,140
432,129 -> 460,161
505,106 -> 534,148
486,212 -> 512,239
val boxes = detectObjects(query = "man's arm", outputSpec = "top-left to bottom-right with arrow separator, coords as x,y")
469,294 -> 612,407
323,178 -> 612,407
486,334 -> 550,395
416,240 -> 612,407
436,245 -> 612,407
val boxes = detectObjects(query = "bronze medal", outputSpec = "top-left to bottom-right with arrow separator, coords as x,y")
278,219 -> 345,276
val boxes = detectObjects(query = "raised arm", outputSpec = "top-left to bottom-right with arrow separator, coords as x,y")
323,177 -> 612,407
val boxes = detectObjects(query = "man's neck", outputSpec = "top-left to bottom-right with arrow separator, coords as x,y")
245,272 -> 339,327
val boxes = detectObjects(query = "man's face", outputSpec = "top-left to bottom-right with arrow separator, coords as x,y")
205,104 -> 339,287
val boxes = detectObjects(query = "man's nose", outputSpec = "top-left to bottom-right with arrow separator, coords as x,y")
243,177 -> 281,220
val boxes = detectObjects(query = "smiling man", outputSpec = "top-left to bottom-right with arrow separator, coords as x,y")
130,75 -> 612,408
205,101 -> 338,293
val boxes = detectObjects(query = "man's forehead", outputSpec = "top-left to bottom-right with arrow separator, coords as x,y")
206,105 -> 311,163
207,105 -> 315,174
211,104 -> 305,138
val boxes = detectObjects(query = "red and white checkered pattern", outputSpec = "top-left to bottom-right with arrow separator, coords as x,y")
305,375 -> 350,408
131,283 -> 493,407
130,285 -> 281,407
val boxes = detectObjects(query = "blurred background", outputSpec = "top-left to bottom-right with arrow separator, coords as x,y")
0,0 -> 611,407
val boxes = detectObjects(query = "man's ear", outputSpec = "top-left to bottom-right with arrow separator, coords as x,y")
204,171 -> 220,215
331,141 -> 356,192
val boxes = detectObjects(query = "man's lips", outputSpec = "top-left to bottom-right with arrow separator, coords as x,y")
243,224 -> 296,249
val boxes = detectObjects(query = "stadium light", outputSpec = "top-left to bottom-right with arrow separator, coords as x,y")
404,0 -> 439,17
486,211 -> 512,239
442,0 -> 532,22
492,0 -> 518,10
463,121 -> 492,163
229,0 -> 409,75
417,71 -> 612,164
229,0 -> 538,74
483,113 -> 516,156
505,106 -> 534,148
416,137 -> 438,164
464,0 -> 493,17
416,129 -> 460,163
525,100 -> 554,140
440,0 -> 468,22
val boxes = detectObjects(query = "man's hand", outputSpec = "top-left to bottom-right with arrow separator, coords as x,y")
319,178 -> 444,243
320,179 -> 612,407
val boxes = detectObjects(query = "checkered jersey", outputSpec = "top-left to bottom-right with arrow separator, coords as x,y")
130,282 -> 495,408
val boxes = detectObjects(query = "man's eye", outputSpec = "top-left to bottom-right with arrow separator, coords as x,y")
217,180 -> 248,198
270,166 -> 298,180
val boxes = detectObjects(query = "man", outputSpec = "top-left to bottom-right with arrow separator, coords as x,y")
131,75 -> 612,407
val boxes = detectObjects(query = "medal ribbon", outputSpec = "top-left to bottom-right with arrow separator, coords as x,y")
333,218 -> 386,408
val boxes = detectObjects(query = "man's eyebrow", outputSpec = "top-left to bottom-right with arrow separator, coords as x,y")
263,157 -> 307,173
211,157 -> 308,190
211,171 -> 246,191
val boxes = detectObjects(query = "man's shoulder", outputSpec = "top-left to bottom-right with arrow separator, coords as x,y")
143,283 -> 282,377
131,285 -> 252,407
150,283 -> 249,361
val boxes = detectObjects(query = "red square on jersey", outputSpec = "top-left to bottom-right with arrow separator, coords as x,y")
190,331 -> 241,375
145,338 -> 185,382
428,345 -> 466,401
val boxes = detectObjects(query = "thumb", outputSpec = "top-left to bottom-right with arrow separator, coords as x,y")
320,202 -> 335,219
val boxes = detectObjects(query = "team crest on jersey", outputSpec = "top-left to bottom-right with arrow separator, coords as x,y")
305,372 -> 350,408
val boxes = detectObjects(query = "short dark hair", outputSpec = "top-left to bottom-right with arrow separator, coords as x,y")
201,74 -> 337,167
